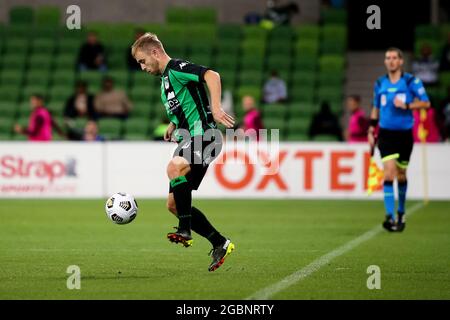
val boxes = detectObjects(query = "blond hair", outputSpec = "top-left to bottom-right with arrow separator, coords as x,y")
131,32 -> 164,58
386,47 -> 404,59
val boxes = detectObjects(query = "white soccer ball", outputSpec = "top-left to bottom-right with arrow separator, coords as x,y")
105,192 -> 138,225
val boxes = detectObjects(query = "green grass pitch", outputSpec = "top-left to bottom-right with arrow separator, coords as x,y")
0,199 -> 449,299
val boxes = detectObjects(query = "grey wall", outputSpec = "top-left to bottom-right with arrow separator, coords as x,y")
0,0 -> 319,24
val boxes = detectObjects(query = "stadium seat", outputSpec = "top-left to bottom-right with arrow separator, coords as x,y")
320,39 -> 346,55
79,71 -> 104,88
242,26 -> 267,41
287,117 -> 310,135
28,54 -> 53,72
98,118 -> 123,139
219,71 -> 237,90
51,70 -> 76,87
295,25 -> 320,41
189,7 -> 217,25
4,38 -> 29,53
49,85 -> 72,102
218,24 -> 241,40
187,53 -> 212,66
415,25 -> 440,41
130,102 -> 152,118
317,72 -> 344,86
0,103 -> 17,118
47,101 -> 65,117
216,39 -> 241,55
291,71 -> 316,86
414,39 -> 441,58
292,56 -> 317,72
54,53 -> 77,71
268,41 -> 292,55
31,38 -> 56,54
240,55 -> 265,72
294,40 -> 319,57
269,26 -> 293,41
241,40 -> 266,57
263,118 -> 285,131
319,55 -> 345,72
130,86 -> 153,102
9,6 -> 34,25
238,71 -> 263,87
25,70 -> 50,87
214,55 -> 238,71
237,86 -> 262,103
267,54 -> 292,72
321,8 -> 347,25
124,118 -> 149,136
286,133 -> 309,141
58,38 -> 83,54
22,85 -> 48,100
0,70 -> 23,86
0,86 -> 21,103
262,104 -> 288,119
35,6 -> 60,26
166,7 -> 189,25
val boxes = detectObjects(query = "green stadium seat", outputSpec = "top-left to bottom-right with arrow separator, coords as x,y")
321,25 -> 347,41
319,55 -> 345,72
131,72 -> 154,88
242,26 -> 267,41
54,53 -> 77,70
0,85 -> 21,103
0,103 -> 17,118
290,86 -> 315,104
106,70 -> 129,88
291,71 -> 316,86
267,54 -> 292,72
12,133 -> 28,141
295,25 -> 320,41
320,39 -> 346,55
415,25 -> 440,41
31,38 -> 56,54
312,134 -> 340,142
240,55 -> 264,72
51,70 -> 76,87
58,38 -> 83,54
124,132 -> 149,141
268,41 -> 292,55
262,104 -> 288,119
79,71 -> 104,87
294,40 -> 319,56
59,27 -> 86,40
107,52 -> 128,70
189,42 -> 214,55
98,118 -> 123,139
287,117 -> 310,135
241,40 -> 266,56
0,70 -> 23,86
189,7 -> 217,25
130,86 -> 153,102
288,104 -> 315,118
219,71 -> 237,90
34,26 -> 58,39
263,118 -> 285,130
188,25 -> 217,43
238,71 -> 263,87
293,56 -> 317,72
25,70 -> 50,87
130,102 -> 152,118
216,39 -> 240,55
47,100 -> 65,117
316,86 -> 343,104
35,6 -> 60,26
166,7 -> 189,25
321,9 -> 347,24
4,38 -> 28,53
187,53 -> 212,66
214,55 -> 238,71
270,26 -> 293,40
286,133 -> 309,141
22,85 -> 48,100
218,24 -> 241,40
317,72 -> 344,86
124,118 -> 149,135
28,54 -> 53,71
49,85 -> 72,102
9,6 -> 34,25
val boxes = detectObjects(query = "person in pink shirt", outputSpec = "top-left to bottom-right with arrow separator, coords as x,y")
413,106 -> 441,142
345,95 -> 369,143
14,94 -> 53,141
241,95 -> 264,140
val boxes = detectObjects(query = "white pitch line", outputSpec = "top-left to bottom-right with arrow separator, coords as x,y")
246,202 -> 425,300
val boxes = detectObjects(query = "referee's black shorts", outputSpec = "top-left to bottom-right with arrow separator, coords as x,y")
377,128 -> 414,169
169,133 -> 222,192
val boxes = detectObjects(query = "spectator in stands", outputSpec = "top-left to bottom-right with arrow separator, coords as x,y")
439,32 -> 450,72
63,81 -> 97,120
94,76 -> 132,119
67,120 -> 105,142
412,105 -> 442,143
345,95 -> 368,143
308,101 -> 343,141
241,95 -> 264,140
412,43 -> 439,86
264,0 -> 300,26
263,70 -> 288,104
14,94 -> 54,141
77,32 -> 107,71
127,29 -> 146,71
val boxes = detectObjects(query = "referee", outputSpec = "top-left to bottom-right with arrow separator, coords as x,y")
368,48 -> 430,232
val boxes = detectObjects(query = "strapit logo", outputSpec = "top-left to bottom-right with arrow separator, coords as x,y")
0,156 -> 77,183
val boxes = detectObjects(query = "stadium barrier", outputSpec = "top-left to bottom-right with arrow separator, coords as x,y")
0,142 -> 449,199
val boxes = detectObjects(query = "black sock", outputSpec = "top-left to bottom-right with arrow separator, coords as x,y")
191,207 -> 226,247
170,176 -> 192,232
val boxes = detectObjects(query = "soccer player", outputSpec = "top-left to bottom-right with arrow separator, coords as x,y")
131,33 -> 235,271
368,48 -> 430,232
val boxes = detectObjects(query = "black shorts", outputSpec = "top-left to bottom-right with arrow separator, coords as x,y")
169,134 -> 223,192
377,128 -> 414,168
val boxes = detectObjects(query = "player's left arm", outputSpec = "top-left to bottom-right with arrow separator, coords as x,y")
394,77 -> 430,110
204,70 -> 235,128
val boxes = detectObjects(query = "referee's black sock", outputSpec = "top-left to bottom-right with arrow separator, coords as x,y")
170,176 -> 192,233
191,207 -> 226,247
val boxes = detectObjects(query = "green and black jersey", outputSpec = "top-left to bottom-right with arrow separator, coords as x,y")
160,59 -> 216,139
